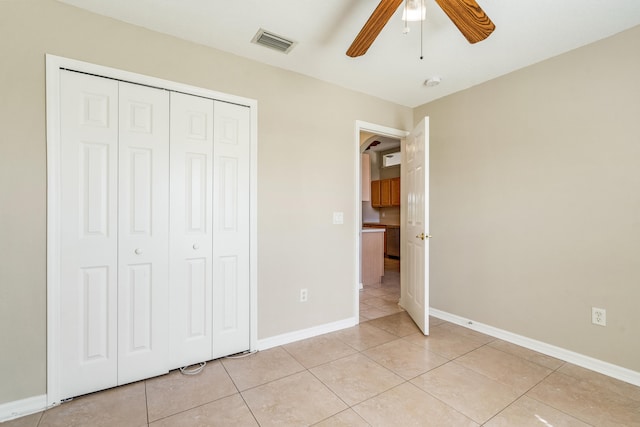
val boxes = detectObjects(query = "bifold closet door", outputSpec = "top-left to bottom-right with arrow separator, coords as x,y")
59,72 -> 170,398
117,82 -> 170,384
212,101 -> 251,358
169,92 -> 214,369
57,68 -> 250,398
59,71 -> 119,398
169,96 -> 251,365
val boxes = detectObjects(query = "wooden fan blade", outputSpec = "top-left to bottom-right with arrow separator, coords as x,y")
346,0 -> 404,57
434,0 -> 495,43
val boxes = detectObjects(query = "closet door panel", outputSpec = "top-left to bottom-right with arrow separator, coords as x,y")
169,92 -> 214,368
212,101 -> 251,358
117,82 -> 170,384
59,70 -> 119,399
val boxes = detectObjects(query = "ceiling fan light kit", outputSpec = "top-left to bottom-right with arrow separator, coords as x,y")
347,0 -> 495,57
403,0 -> 427,22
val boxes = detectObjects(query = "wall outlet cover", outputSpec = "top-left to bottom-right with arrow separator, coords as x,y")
332,212 -> 344,225
592,307 -> 606,326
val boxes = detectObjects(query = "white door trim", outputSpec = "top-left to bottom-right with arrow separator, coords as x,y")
354,121 -> 409,321
46,54 -> 259,406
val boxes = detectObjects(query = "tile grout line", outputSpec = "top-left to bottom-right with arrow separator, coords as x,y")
476,353 -> 579,426
307,316 -> 483,426
361,316 -> 573,426
218,356 -> 262,427
34,408 -> 44,427
144,380 -> 150,426
521,363 -> 600,427
301,313 -> 414,425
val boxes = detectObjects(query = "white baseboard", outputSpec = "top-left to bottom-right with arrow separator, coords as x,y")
257,316 -> 358,350
430,308 -> 640,387
0,394 -> 48,423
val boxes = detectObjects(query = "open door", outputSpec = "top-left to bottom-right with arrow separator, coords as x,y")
401,117 -> 430,334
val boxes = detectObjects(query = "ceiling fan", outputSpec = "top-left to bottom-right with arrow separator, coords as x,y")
346,0 -> 495,57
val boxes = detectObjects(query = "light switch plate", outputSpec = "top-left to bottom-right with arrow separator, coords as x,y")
332,212 -> 344,225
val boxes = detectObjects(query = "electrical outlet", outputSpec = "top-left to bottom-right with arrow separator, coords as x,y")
300,288 -> 308,302
592,307 -> 606,326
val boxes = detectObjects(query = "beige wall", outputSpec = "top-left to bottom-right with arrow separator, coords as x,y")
415,25 -> 640,372
0,0 -> 412,404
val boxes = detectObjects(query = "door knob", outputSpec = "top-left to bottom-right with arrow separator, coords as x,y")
415,233 -> 432,240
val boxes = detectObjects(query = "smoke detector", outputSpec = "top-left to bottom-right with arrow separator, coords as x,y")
424,76 -> 442,87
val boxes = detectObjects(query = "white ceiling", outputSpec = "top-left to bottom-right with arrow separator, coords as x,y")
58,0 -> 640,107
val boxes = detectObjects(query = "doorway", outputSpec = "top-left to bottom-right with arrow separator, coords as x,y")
354,121 -> 408,323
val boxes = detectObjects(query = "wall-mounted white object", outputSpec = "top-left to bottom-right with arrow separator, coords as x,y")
383,152 -> 401,167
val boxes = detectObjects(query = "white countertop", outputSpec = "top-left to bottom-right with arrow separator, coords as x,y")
362,228 -> 386,233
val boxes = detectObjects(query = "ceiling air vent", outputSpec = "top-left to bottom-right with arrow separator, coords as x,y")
251,29 -> 296,54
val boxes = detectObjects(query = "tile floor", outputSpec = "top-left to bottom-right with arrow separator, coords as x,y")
359,258 -> 403,322
5,259 -> 640,426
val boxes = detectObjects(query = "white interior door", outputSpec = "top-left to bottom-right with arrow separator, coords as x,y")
401,117 -> 430,335
59,70 -> 119,398
117,82 -> 170,384
212,101 -> 251,358
169,92 -> 214,368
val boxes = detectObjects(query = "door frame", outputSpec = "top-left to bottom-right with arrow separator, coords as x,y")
354,121 -> 409,321
45,55 -> 259,406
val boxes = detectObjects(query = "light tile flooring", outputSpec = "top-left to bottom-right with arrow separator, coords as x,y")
359,258 -> 404,322
6,260 -> 640,426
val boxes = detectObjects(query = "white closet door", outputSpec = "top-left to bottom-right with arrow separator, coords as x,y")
169,92 -> 214,368
117,82 -> 170,384
59,71 -> 119,398
212,101 -> 251,358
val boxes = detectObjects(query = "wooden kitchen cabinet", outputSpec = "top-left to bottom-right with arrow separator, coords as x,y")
386,225 -> 400,258
391,177 -> 400,206
371,180 -> 381,207
380,179 -> 391,206
371,178 -> 400,207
